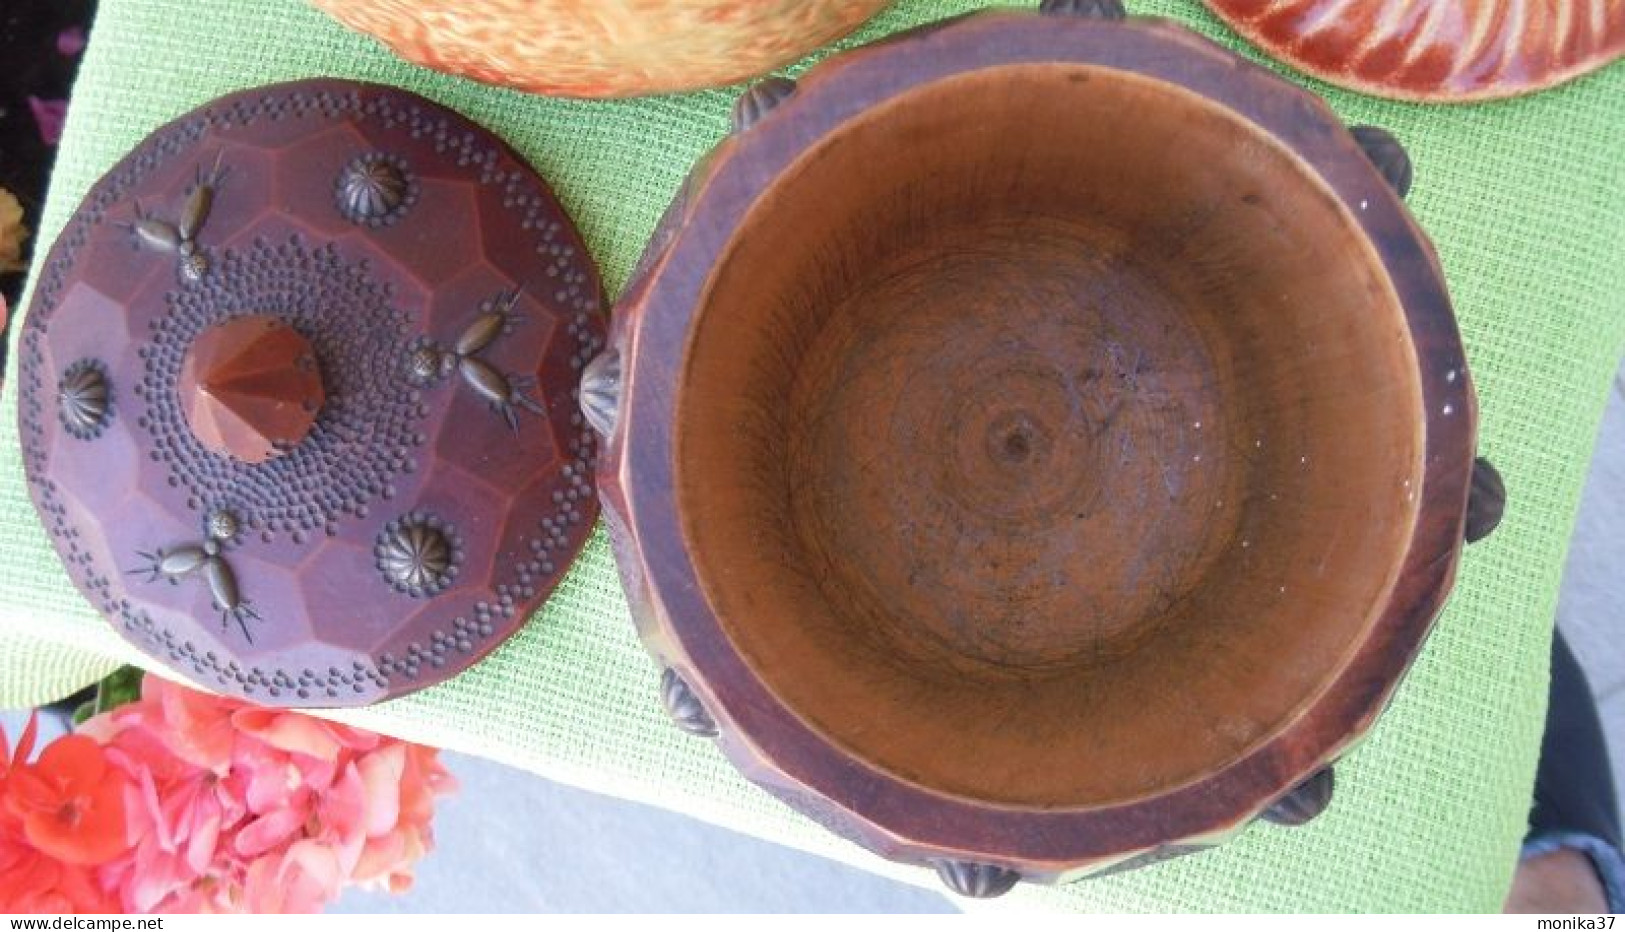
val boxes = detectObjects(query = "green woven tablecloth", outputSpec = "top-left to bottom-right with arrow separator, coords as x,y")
3,0 -> 1623,912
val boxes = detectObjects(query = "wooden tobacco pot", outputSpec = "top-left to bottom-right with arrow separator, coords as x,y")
586,4 -> 1506,895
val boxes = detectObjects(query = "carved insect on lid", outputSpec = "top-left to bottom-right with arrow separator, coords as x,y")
16,79 -> 605,707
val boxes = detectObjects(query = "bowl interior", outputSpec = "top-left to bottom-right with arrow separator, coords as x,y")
675,64 -> 1424,809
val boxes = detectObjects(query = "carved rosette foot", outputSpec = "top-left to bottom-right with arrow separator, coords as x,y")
1039,0 -> 1128,19
932,860 -> 1022,898
660,667 -> 719,738
335,152 -> 416,227
1350,125 -> 1413,198
1261,766 -> 1335,826
732,77 -> 798,133
1465,456 -> 1506,543
58,360 -> 113,440
580,348 -> 623,439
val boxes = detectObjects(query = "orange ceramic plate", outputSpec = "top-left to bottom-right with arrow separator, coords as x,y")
1203,0 -> 1625,101
312,0 -> 892,98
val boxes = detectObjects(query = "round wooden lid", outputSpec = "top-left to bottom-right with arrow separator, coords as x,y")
16,79 -> 604,707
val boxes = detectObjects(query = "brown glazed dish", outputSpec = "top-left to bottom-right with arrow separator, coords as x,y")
17,79 -> 604,707
588,4 -> 1504,895
1203,0 -> 1625,102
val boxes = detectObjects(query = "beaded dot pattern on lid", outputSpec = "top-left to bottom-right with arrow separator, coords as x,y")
135,236 -> 425,544
16,84 -> 606,703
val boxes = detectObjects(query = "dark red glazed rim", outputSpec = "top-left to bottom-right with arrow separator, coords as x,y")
615,12 -> 1475,867
1202,0 -> 1625,102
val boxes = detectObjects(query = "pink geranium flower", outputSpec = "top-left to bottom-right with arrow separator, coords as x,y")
1,674 -> 455,913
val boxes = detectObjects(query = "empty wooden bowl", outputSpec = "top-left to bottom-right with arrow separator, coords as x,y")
588,5 -> 1502,895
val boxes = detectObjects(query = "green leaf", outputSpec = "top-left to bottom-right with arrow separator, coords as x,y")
89,665 -> 145,718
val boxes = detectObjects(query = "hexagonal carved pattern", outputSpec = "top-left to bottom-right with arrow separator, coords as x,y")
16,80 -> 606,707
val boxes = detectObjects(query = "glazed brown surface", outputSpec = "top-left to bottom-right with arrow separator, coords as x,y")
677,66 -> 1423,808
600,11 -> 1476,877
1205,0 -> 1625,101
